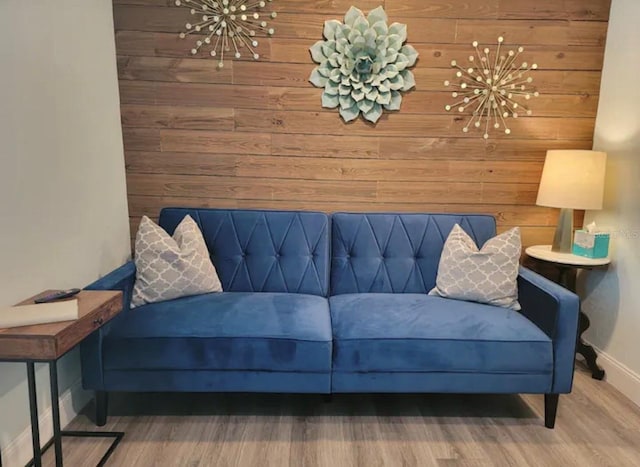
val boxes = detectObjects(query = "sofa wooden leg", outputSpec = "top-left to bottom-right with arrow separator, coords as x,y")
545,394 -> 559,429
96,391 -> 108,426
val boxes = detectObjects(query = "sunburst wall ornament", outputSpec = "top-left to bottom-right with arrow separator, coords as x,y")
174,0 -> 276,69
309,6 -> 418,124
444,37 -> 539,139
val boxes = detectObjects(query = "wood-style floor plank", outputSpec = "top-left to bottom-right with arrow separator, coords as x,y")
45,366 -> 640,467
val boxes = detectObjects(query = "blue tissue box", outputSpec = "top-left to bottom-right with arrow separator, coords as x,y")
572,230 -> 610,259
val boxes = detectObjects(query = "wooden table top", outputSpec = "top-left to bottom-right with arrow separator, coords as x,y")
0,290 -> 123,361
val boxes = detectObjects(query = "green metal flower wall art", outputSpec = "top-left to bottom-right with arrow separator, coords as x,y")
308,6 -> 419,124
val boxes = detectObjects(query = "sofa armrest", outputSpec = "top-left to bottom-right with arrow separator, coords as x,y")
517,266 -> 579,393
80,261 -> 136,389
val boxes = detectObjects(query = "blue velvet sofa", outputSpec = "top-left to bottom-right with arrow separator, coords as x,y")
81,208 -> 579,428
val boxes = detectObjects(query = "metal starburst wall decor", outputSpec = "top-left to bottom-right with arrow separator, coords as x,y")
175,0 -> 277,69
444,37 -> 539,139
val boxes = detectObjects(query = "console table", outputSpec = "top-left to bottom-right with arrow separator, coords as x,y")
525,245 -> 610,380
0,290 -> 124,467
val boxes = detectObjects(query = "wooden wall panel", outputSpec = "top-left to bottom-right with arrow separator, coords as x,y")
119,81 -> 599,117
113,0 -> 611,247
116,32 -> 606,71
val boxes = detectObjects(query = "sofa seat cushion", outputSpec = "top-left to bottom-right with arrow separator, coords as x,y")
329,294 -> 552,374
104,292 -> 332,372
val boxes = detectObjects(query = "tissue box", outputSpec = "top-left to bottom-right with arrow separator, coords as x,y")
572,230 -> 610,258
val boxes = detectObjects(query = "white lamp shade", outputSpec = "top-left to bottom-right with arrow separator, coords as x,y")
536,150 -> 607,210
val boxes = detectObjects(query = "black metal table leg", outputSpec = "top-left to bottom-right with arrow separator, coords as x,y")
557,267 -> 573,291
557,266 -> 606,380
49,361 -> 63,466
576,311 -> 606,380
21,361 -> 124,467
26,362 -> 42,467
61,431 -> 124,467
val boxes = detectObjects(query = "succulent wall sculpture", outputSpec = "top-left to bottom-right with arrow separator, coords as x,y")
309,6 -> 418,124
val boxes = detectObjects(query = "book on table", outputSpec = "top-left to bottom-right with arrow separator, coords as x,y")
0,299 -> 79,329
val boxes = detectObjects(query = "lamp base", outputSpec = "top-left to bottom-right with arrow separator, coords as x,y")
552,208 -> 574,253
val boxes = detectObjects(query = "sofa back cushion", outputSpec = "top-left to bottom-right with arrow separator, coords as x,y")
159,209 -> 330,296
331,213 -> 496,295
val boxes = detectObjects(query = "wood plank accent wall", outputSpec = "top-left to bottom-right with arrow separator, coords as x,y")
113,0 -> 611,246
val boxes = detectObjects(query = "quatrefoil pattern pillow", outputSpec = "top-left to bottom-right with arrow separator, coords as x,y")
429,224 -> 521,310
131,215 -> 222,307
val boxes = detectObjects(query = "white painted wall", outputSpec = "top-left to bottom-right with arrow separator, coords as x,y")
580,0 -> 640,406
0,0 -> 131,464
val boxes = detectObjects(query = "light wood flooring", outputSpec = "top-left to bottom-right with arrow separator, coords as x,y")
44,365 -> 640,467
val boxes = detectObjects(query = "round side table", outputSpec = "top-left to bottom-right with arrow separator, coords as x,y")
525,245 -> 610,380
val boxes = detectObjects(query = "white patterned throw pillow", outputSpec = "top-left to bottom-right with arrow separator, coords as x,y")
131,215 -> 222,307
429,224 -> 521,310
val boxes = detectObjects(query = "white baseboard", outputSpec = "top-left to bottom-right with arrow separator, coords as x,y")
1,378 -> 92,467
585,341 -> 640,408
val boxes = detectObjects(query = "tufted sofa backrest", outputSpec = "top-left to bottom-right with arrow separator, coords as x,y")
331,213 -> 496,295
159,208 -> 330,296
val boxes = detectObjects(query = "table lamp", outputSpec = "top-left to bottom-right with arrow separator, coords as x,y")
536,150 -> 607,253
